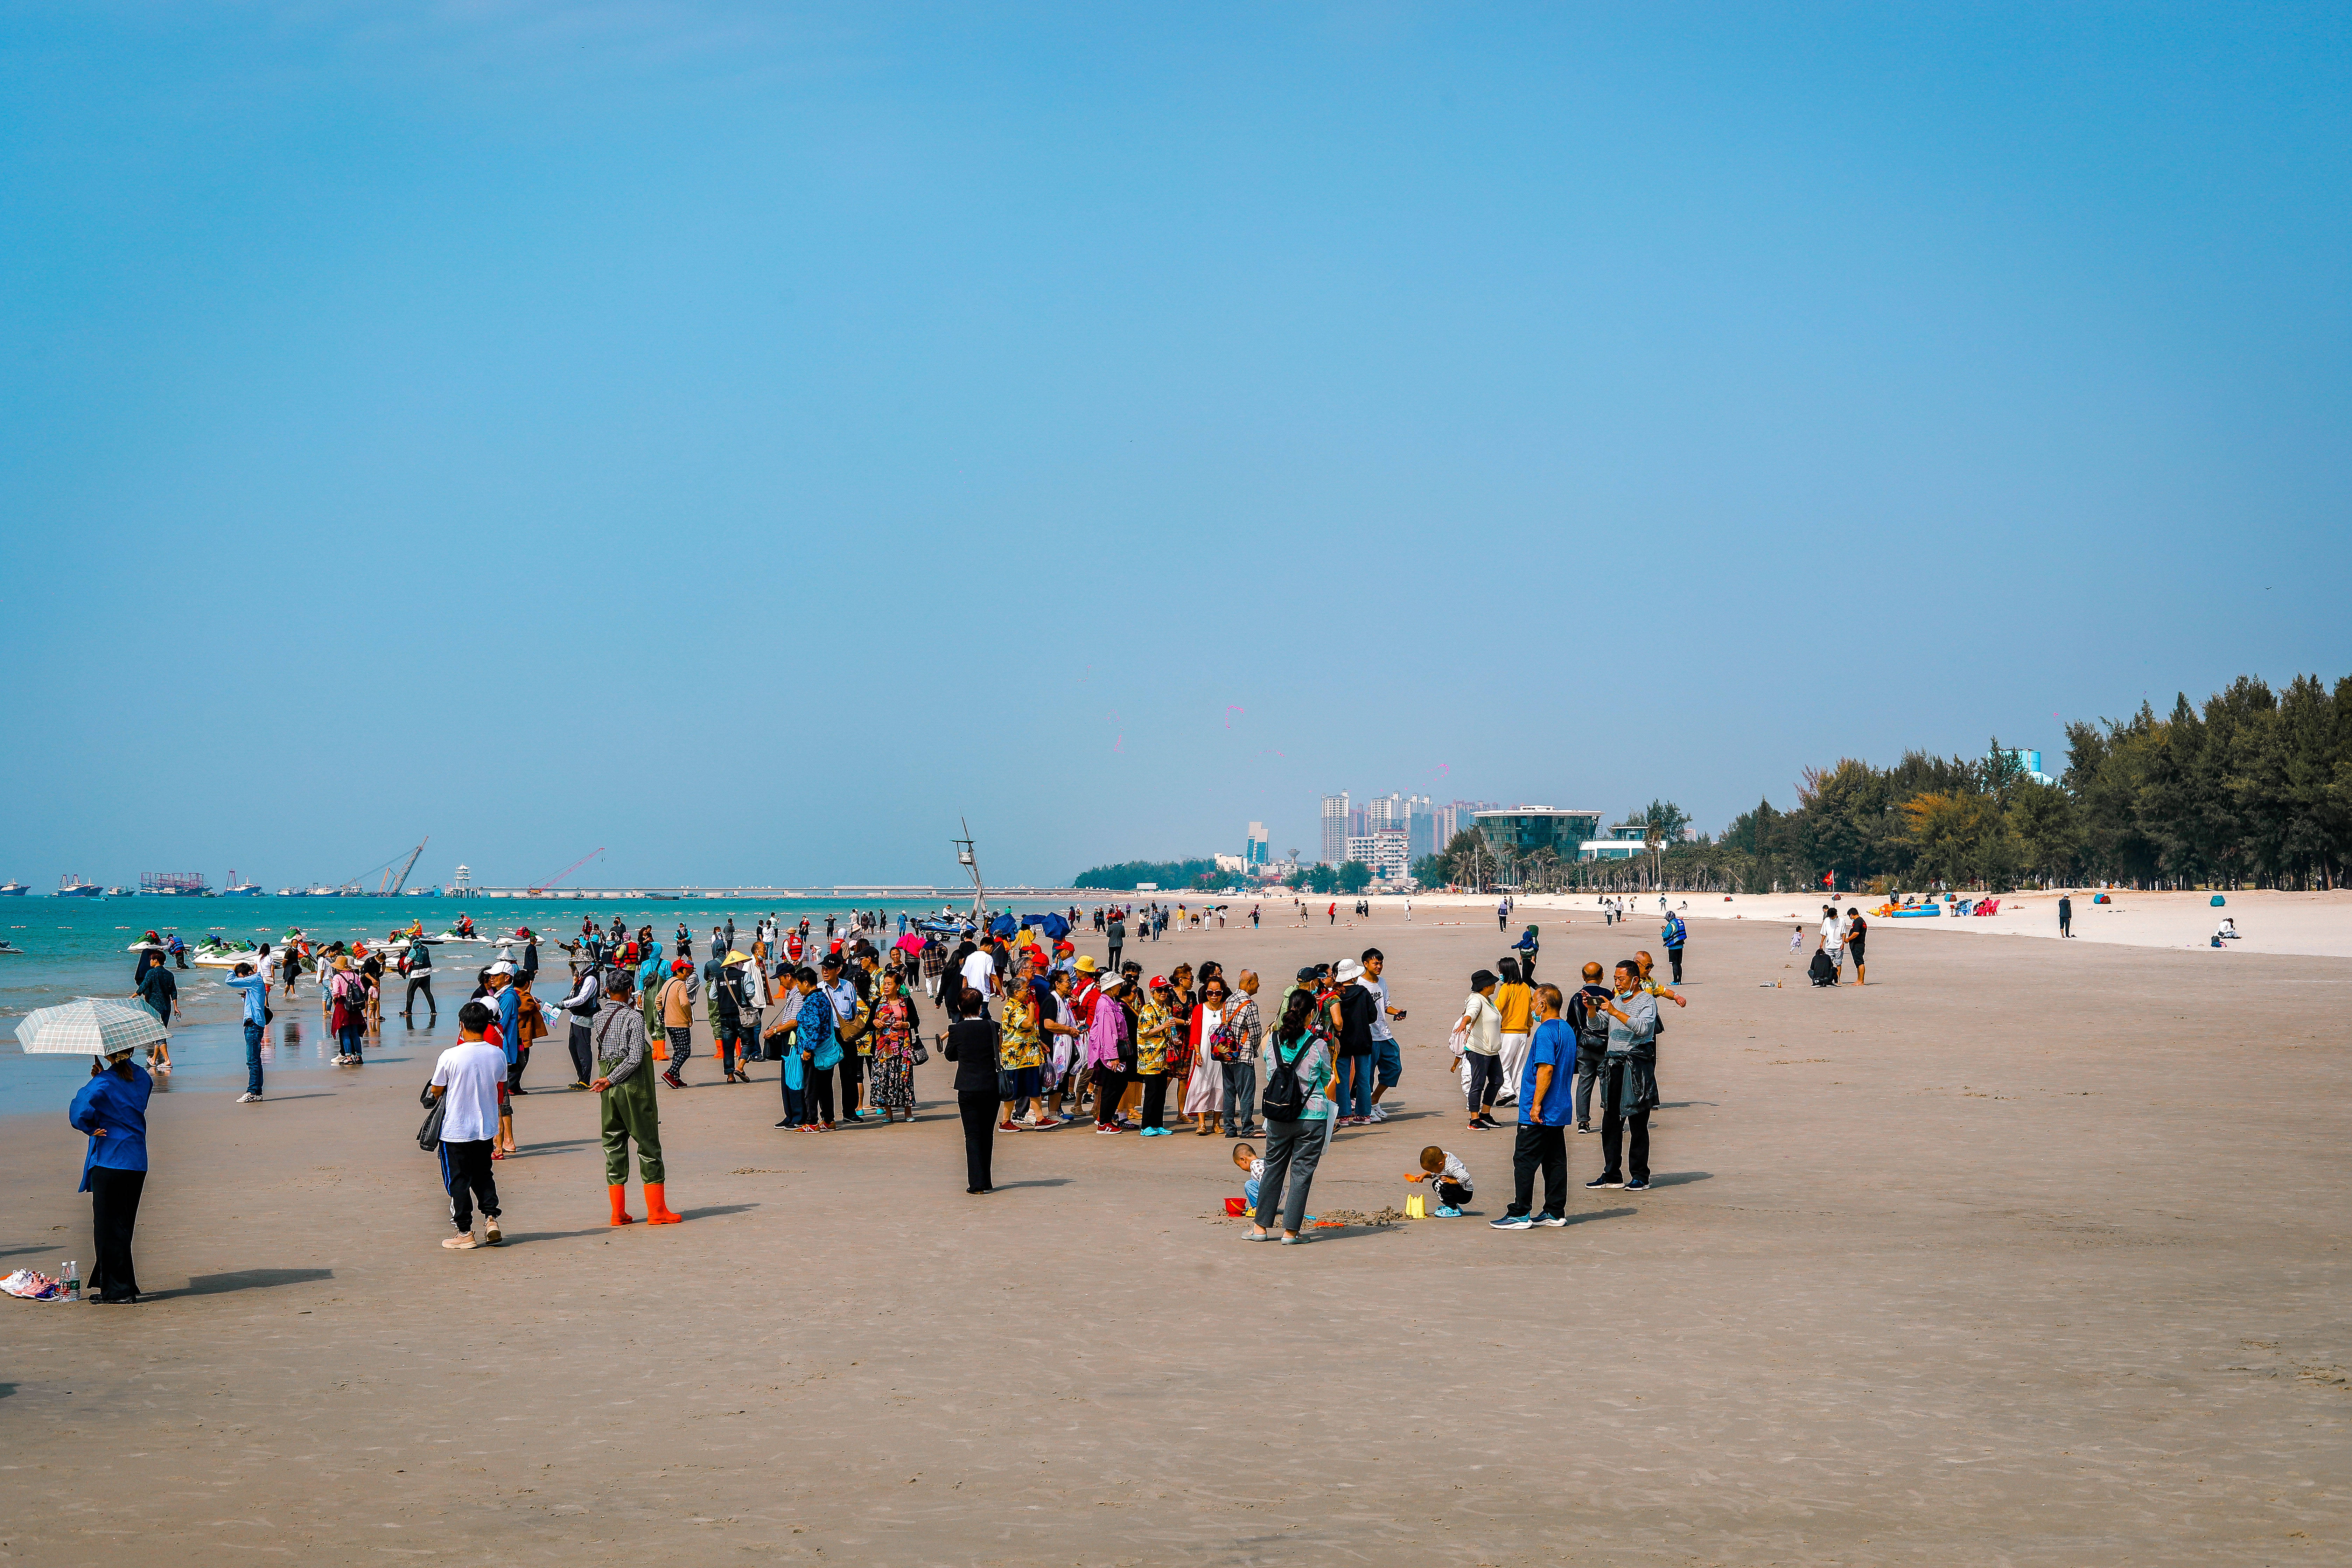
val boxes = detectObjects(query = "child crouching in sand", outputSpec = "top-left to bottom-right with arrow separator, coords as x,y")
1232,1141 -> 1264,1210
1405,1144 -> 1473,1216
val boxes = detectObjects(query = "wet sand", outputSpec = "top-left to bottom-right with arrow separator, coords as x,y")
3,913 -> 2345,1565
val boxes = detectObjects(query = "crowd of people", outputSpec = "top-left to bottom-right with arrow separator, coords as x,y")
71,901 -> 1702,1285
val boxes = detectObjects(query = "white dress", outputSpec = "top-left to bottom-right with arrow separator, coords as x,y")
1182,1001 -> 1225,1115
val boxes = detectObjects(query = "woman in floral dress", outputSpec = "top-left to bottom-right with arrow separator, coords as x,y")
868,971 -> 918,1122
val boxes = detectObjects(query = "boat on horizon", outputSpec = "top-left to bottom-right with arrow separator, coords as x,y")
104,886 -> 133,897
0,881 -> 27,896
220,870 -> 263,897
55,874 -> 102,897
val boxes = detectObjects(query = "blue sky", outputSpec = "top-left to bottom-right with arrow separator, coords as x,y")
3,2 -> 2346,889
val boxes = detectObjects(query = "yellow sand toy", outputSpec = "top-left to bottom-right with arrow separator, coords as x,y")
1404,1194 -> 1428,1219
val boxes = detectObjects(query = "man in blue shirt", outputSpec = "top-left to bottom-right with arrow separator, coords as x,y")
1491,985 -> 1576,1230
225,959 -> 270,1102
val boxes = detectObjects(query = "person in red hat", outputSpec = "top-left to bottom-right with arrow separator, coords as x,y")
658,958 -> 699,1090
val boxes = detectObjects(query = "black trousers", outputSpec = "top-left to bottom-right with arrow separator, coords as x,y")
838,1051 -> 865,1113
807,1064 -> 836,1124
439,1138 -> 500,1231
88,1166 -> 144,1301
1464,1052 -> 1505,1112
1106,943 -> 1122,973
1093,1064 -> 1128,1126
1667,947 -> 1683,983
1600,1059 -> 1650,1182
1436,1180 -> 1472,1209
958,1088 -> 997,1191
404,975 -> 435,1017
568,1024 -> 593,1084
1137,1071 -> 1168,1129
1509,1124 -> 1568,1217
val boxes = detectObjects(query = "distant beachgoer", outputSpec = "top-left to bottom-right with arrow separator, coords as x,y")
329,955 -> 369,1065
1845,909 -> 1868,984
135,957 -> 178,1075
403,934 -> 436,1022
2058,895 -> 2073,937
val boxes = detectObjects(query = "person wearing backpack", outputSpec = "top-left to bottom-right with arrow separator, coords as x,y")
1245,988 -> 1336,1244
1567,962 -> 1614,1134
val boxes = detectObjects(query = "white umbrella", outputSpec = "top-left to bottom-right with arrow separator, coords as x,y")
14,997 -> 169,1056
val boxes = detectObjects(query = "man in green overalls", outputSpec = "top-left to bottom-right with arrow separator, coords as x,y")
587,968 -> 683,1226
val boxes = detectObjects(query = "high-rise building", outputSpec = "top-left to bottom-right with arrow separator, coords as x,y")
1319,792 -> 1350,865
1404,794 -> 1435,859
1345,831 -> 1412,881
1245,822 -> 1269,868
1433,799 -> 1498,851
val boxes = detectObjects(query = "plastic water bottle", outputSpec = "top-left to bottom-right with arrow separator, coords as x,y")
62,1260 -> 80,1302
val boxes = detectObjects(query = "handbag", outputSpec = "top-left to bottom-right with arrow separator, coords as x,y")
912,1040 -> 930,1066
416,1080 -> 446,1152
996,1068 -> 1021,1100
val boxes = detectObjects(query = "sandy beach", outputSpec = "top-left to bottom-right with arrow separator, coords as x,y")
1400,886 -> 2352,958
2,911 -> 2345,1565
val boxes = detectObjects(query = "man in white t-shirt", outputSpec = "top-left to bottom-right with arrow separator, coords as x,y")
428,1000 -> 509,1250
959,938 -> 999,1014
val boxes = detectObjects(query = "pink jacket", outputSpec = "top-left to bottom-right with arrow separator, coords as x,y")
1082,993 -> 1128,1069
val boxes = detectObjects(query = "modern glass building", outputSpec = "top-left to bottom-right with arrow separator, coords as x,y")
1473,807 -> 1604,860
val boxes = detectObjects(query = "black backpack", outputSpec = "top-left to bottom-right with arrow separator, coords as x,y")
1261,1034 -> 1312,1122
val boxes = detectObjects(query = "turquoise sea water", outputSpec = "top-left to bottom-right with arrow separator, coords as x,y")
0,893 -> 1075,1117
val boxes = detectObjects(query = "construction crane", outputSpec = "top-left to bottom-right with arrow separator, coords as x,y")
527,847 -> 604,897
382,837 -> 429,897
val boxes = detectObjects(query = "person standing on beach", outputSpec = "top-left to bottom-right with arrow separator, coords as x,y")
225,960 -> 268,1103
70,1047 -> 152,1302
1568,963 -> 1612,1133
1586,961 -> 1659,1192
1246,988 -> 1336,1244
427,1002 -> 506,1250
1363,949 -> 1406,1120
1490,958 -> 1534,1108
329,955 -> 369,1065
555,963 -> 601,1089
1455,969 -> 1504,1128
659,959 -> 698,1090
944,988 -> 1001,1192
402,932 -> 436,1023
588,970 -> 682,1224
135,955 -> 179,1075
1105,908 -> 1125,974
2058,895 -> 2073,937
1491,984 -> 1574,1230
1844,909 -> 1868,984
1661,911 -> 1686,985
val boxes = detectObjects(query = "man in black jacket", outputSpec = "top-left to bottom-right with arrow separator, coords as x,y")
942,990 -> 1001,1194
1567,963 -> 1613,1133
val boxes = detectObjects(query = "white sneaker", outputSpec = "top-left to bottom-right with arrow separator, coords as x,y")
237,1092 -> 262,1104
1366,1105 -> 1387,1122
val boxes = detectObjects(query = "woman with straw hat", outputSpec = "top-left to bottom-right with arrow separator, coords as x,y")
70,1045 -> 152,1302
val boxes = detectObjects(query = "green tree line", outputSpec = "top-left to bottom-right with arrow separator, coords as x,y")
1423,671 -> 2351,895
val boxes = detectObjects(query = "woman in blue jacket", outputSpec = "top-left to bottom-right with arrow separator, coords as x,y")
70,1048 -> 152,1303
